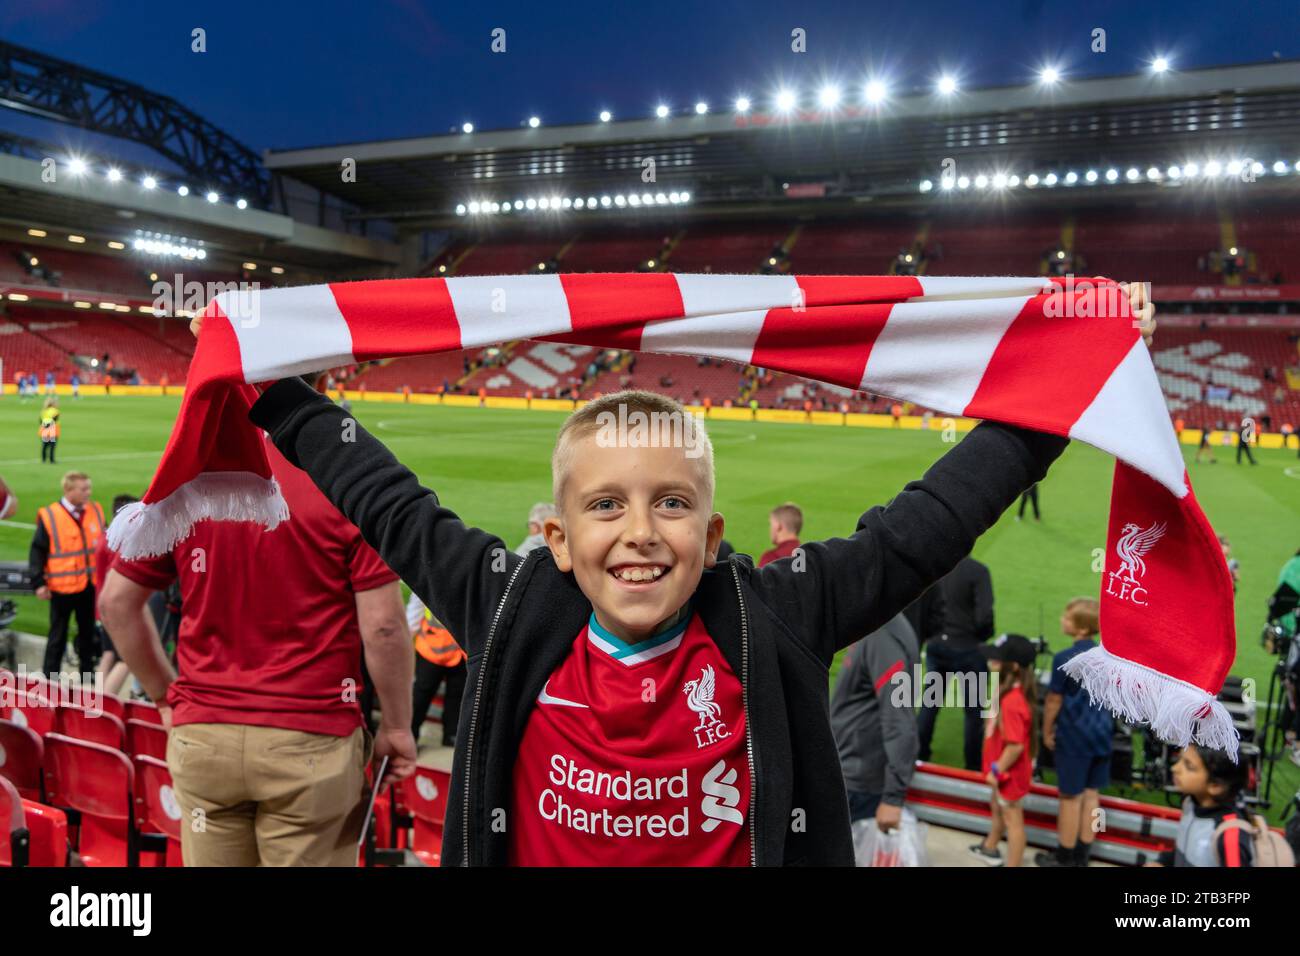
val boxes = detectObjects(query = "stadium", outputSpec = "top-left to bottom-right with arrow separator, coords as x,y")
0,4 -> 1298,903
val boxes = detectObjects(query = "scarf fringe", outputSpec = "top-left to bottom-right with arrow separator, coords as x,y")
1060,643 -> 1240,759
107,472 -> 290,560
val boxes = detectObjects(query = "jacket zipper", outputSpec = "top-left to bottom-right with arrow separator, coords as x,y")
729,562 -> 758,867
461,555 -> 528,866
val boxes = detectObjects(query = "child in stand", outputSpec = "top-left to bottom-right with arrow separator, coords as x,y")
970,634 -> 1038,867
1149,743 -> 1254,867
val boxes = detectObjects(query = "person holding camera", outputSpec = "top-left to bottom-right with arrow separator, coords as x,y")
1270,548 -> 1300,767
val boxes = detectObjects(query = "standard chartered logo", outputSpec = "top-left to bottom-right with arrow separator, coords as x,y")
535,753 -> 745,838
700,759 -> 744,832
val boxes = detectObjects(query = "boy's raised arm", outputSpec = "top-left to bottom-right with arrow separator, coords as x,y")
249,376 -> 520,655
751,421 -> 1067,664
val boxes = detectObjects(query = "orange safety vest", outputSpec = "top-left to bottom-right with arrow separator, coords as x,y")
38,501 -> 105,594
415,611 -> 465,667
39,408 -> 60,441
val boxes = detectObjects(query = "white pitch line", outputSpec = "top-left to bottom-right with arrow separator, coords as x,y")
0,519 -> 36,530
0,451 -> 165,467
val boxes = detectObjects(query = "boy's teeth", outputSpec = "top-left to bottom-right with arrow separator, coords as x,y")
617,566 -> 664,582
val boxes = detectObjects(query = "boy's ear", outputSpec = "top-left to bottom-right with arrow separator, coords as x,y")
542,515 -> 572,572
703,512 -> 726,568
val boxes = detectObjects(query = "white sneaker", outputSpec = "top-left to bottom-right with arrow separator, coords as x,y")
969,843 -> 1005,866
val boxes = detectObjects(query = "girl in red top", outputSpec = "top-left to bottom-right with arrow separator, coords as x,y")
971,633 -> 1039,867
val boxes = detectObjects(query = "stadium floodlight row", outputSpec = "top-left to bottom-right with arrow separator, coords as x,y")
451,57 -> 1181,133
264,60 -> 1300,229
921,158 -> 1300,192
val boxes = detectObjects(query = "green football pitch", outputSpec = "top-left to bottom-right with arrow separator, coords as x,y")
3,394 -> 1298,822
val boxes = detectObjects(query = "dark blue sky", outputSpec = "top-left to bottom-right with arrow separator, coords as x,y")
3,0 -> 1297,153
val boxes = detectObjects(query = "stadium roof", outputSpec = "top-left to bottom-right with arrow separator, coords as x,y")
265,60 -> 1300,229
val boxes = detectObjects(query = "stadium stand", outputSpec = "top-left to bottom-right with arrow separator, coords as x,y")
1153,327 -> 1300,427
1234,212 -> 1300,284
452,236 -> 567,275
787,218 -> 925,274
559,228 -> 666,272
1072,203 -> 1223,286
924,210 -> 1065,277
664,222 -> 789,273
0,306 -> 192,384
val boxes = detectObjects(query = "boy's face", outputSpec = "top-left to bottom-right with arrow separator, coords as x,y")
544,433 -> 724,642
768,515 -> 781,544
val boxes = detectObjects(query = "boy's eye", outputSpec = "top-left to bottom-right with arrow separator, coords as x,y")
592,498 -> 618,511
660,496 -> 687,510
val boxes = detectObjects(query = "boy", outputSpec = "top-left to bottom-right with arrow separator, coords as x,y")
230,287 -> 1153,866
1037,597 -> 1113,867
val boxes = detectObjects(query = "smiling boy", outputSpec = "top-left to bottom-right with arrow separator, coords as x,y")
238,288 -> 1153,866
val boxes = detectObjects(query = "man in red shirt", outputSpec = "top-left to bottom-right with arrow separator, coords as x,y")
758,502 -> 802,567
100,435 -> 415,866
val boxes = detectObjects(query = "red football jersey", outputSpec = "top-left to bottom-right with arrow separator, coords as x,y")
982,683 -> 1033,802
509,611 -> 751,866
113,437 -> 397,735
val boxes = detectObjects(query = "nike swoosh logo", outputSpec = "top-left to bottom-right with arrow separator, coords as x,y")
537,680 -> 589,709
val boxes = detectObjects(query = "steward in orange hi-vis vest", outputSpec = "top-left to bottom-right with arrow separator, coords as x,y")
38,500 -> 105,594
415,609 -> 466,667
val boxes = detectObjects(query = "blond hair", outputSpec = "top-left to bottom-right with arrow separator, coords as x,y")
770,502 -> 803,535
61,471 -> 90,492
551,390 -> 714,511
1064,597 -> 1100,636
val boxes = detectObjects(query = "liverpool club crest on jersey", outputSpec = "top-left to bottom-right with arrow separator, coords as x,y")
683,665 -> 731,749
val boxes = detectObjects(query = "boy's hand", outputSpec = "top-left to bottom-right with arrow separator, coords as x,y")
1119,282 -> 1157,346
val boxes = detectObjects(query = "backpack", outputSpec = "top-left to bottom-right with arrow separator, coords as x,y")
1214,814 -> 1296,867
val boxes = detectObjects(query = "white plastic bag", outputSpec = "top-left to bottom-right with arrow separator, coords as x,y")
852,808 -> 930,867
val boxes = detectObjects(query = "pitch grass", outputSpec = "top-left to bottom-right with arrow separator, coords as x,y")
2,394 -> 1298,823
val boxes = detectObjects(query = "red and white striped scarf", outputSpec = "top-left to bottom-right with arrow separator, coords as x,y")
108,273 -> 1237,753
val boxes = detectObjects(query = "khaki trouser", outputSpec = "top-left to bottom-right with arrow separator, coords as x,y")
167,722 -> 371,867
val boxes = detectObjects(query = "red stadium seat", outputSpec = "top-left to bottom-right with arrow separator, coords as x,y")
125,718 -> 168,761
133,755 -> 183,866
402,766 -> 451,866
123,699 -> 163,727
74,691 -> 125,722
0,717 -> 46,800
43,732 -> 162,866
5,695 -> 55,737
19,798 -> 68,867
0,775 -> 30,867
54,703 -> 126,751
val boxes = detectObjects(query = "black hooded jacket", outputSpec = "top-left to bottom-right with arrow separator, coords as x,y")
250,377 -> 1066,865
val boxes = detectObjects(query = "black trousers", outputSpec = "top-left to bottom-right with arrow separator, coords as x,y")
915,638 -> 988,772
44,586 -> 98,675
41,439 -> 57,462
412,655 -> 467,744
1018,484 -> 1040,519
1236,440 -> 1256,464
